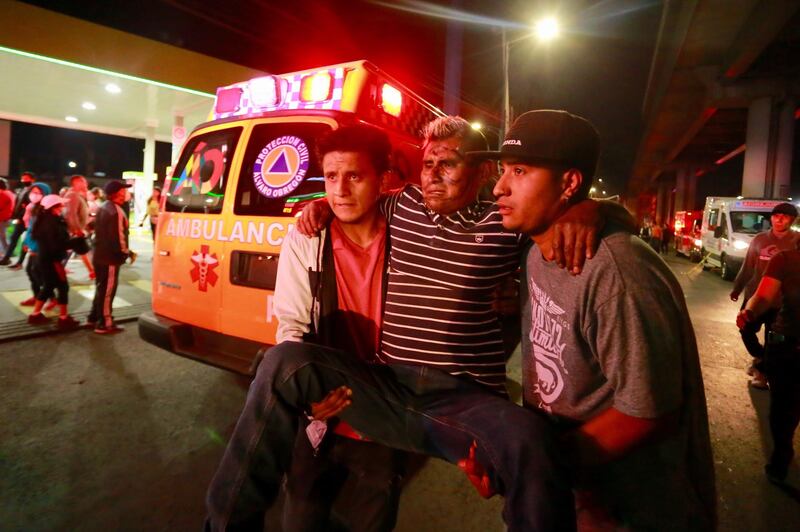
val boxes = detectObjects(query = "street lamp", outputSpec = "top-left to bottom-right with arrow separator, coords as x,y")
501,16 -> 560,136
535,17 -> 560,42
471,121 -> 503,149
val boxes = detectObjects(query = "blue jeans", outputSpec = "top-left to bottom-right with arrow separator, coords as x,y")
205,341 -> 575,531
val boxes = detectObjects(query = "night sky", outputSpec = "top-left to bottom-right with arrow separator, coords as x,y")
17,0 -> 663,196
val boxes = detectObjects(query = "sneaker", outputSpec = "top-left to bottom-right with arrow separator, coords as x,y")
8,263 -> 23,271
57,315 -> 80,329
0,258 -> 11,266
750,370 -> 769,390
94,325 -> 124,335
19,296 -> 36,306
27,313 -> 50,325
44,299 -> 58,312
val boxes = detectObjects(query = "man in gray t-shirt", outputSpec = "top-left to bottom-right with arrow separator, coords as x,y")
470,110 -> 716,530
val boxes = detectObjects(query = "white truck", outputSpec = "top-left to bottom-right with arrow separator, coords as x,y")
699,197 -> 785,280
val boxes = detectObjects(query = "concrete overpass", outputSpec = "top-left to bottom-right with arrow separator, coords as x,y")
631,0 -> 800,223
0,1 -> 264,187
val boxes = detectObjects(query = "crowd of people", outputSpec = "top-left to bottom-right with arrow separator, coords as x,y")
0,172 -> 139,333
639,219 -> 672,254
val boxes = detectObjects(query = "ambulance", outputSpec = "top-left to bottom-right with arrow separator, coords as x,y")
699,197 -> 785,280
138,61 -> 444,374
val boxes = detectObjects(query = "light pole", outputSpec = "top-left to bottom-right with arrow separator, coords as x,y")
471,121 -> 503,149
501,16 -> 560,136
501,28 -> 511,137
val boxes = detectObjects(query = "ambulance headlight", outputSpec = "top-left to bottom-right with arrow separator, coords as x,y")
694,239 -> 702,247
733,239 -> 749,250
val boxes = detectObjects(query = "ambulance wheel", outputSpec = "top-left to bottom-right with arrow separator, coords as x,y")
720,255 -> 735,281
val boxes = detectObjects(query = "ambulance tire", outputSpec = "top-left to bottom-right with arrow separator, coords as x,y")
720,254 -> 735,281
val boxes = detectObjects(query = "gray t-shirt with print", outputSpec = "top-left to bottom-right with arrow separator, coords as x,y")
522,226 -> 716,531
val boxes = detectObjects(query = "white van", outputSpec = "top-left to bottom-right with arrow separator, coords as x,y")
700,197 -> 785,280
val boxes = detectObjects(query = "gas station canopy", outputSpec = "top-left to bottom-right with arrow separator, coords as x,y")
0,2 -> 265,143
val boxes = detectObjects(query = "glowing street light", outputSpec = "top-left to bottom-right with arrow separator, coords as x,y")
535,17 -> 560,42
502,16 -> 561,136
471,122 -> 482,131
67,161 -> 77,168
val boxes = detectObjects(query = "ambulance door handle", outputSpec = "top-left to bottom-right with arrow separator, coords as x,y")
158,250 -> 170,256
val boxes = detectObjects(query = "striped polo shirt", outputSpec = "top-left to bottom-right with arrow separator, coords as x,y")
380,185 -> 524,394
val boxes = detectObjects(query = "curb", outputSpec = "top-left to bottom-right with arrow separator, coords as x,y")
0,303 -> 151,343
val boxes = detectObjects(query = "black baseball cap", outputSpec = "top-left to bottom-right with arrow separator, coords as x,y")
104,180 -> 132,196
771,202 -> 798,217
468,110 -> 600,178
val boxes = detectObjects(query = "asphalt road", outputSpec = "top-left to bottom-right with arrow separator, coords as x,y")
1,254 -> 798,531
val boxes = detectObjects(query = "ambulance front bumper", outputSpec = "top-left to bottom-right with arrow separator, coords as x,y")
138,311 -> 267,376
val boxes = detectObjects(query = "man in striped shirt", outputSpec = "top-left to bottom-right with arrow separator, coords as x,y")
302,116 -> 603,395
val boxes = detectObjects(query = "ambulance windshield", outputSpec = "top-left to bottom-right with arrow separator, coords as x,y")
730,211 -> 771,234
165,127 -> 242,214
234,122 -> 330,217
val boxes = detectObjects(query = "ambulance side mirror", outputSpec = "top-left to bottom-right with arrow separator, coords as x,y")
713,226 -> 724,239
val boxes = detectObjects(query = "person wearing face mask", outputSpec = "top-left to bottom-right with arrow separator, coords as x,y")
18,182 -> 51,307
26,194 -> 81,328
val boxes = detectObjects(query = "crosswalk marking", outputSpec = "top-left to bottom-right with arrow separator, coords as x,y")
76,287 -> 131,308
128,280 -> 152,293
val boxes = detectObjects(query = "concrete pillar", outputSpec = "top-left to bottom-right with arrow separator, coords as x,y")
675,167 -> 689,212
687,171 -> 698,211
656,180 -> 668,224
132,122 -> 157,225
742,97 -> 772,197
0,120 -> 10,177
667,177 -> 676,225
774,99 -> 795,198
171,114 -> 185,167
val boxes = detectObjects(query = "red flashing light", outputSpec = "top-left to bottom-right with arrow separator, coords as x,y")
300,72 -> 333,102
215,87 -> 243,114
380,84 -> 402,117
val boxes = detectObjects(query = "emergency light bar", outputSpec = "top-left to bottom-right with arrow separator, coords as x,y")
249,76 -> 284,107
380,83 -> 402,117
735,200 -> 783,209
300,72 -> 333,102
209,60 -> 444,136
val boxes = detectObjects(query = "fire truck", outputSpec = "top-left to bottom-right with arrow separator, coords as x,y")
138,61 -> 444,374
673,210 -> 702,261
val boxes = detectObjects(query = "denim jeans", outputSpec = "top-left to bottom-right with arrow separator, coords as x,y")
205,341 -> 575,532
282,428 -> 406,532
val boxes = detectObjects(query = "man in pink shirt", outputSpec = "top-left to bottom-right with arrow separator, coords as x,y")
271,124 -> 406,531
